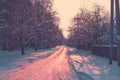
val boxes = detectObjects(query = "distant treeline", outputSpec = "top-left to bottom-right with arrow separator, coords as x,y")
67,4 -> 109,49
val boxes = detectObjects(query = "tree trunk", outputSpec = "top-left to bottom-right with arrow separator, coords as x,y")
33,42 -> 37,51
21,36 -> 25,55
20,30 -> 25,55
9,31 -> 14,51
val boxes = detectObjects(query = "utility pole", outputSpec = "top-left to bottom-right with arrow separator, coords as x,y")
115,0 -> 120,66
109,0 -> 114,64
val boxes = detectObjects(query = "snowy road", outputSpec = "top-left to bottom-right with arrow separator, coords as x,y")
0,46 -> 120,80
1,46 -> 79,80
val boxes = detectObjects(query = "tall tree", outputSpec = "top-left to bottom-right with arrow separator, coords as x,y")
0,0 -> 10,50
32,0 -> 64,49
7,0 -> 37,55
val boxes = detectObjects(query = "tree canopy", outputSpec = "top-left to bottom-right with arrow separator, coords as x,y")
0,0 -> 64,55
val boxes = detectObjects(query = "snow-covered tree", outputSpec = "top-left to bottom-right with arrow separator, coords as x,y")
68,4 -> 109,48
6,0 -> 36,55
0,0 -> 64,55
0,0 -> 10,50
30,0 -> 64,49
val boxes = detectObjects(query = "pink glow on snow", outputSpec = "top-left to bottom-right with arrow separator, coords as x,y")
1,46 -> 79,80
93,70 -> 101,75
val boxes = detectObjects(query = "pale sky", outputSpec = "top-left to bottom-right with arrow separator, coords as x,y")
53,0 -> 110,38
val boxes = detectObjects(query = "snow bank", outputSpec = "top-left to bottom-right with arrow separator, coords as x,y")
0,46 -> 80,80
0,47 -> 58,78
70,49 -> 120,80
1,46 -> 119,80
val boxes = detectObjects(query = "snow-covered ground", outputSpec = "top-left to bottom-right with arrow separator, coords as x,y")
0,46 -> 120,80
0,46 -> 80,80
69,48 -> 120,80
0,47 -> 58,78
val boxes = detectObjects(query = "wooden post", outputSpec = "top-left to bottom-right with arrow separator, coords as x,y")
109,0 -> 114,64
115,0 -> 120,66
